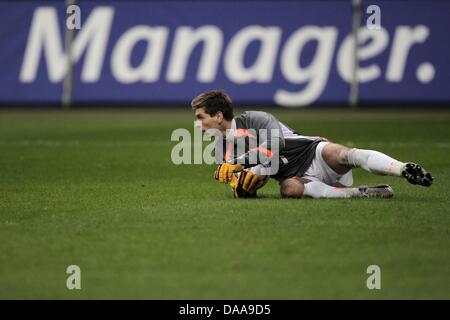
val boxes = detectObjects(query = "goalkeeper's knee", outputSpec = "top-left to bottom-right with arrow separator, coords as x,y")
279,178 -> 304,198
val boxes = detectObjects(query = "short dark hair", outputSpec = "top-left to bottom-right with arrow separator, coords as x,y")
191,90 -> 234,121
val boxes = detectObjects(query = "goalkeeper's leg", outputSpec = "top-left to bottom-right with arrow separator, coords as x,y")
279,178 -> 393,199
322,143 -> 433,187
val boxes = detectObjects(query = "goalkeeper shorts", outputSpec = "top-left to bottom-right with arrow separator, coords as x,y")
302,142 -> 353,187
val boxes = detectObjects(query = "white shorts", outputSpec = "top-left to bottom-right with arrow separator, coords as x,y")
303,142 -> 353,187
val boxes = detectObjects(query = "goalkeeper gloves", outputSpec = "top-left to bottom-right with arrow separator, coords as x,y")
239,170 -> 263,194
215,164 -> 266,198
214,163 -> 243,184
229,170 -> 264,198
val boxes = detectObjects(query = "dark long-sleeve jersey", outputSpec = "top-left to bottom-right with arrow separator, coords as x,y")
217,111 -> 323,181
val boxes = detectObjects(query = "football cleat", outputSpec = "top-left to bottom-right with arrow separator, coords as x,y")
357,184 -> 394,198
401,163 -> 433,187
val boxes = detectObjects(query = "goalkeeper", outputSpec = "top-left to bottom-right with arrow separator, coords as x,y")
191,90 -> 434,199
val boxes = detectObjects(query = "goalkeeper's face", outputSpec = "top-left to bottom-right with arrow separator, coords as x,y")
194,107 -> 223,134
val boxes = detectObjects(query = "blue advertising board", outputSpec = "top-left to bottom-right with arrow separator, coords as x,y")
0,0 -> 449,106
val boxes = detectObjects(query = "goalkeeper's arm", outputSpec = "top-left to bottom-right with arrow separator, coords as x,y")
226,112 -> 285,176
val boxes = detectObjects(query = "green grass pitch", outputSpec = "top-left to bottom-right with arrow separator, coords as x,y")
0,108 -> 449,299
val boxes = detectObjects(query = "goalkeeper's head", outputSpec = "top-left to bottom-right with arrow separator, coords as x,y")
191,89 -> 234,135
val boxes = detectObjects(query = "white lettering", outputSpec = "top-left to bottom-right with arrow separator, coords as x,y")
275,26 -> 337,107
20,7 -> 114,82
111,26 -> 168,83
224,26 -> 281,83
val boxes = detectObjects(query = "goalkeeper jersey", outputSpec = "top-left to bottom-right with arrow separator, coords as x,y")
218,111 -> 323,181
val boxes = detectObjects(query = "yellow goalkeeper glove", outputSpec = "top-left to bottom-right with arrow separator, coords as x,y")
214,163 -> 243,184
239,171 -> 262,193
229,170 -> 264,198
